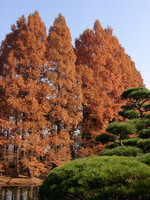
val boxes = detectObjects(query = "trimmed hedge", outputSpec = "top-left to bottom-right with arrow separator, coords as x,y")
39,156 -> 150,200
102,146 -> 143,157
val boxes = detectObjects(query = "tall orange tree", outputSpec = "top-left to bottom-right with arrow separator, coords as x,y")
46,14 -> 82,163
75,20 -> 144,147
47,14 -> 82,134
0,11 -> 51,177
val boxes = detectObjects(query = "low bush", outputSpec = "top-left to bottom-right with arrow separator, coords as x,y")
39,156 -> 150,200
102,146 -> 143,157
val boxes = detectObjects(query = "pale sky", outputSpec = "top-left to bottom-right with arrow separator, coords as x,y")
0,0 -> 150,89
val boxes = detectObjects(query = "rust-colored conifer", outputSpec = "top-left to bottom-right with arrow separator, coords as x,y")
46,14 -> 82,165
0,11 -> 51,177
47,14 -> 82,134
75,20 -> 144,148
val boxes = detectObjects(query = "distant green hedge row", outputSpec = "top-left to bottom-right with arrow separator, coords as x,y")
39,156 -> 150,200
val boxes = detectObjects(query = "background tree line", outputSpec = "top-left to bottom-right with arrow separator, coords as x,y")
0,11 -> 144,177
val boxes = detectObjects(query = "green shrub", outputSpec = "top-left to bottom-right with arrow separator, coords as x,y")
105,138 -> 141,150
122,138 -> 141,146
137,139 -> 150,152
119,109 -> 140,119
144,114 -> 150,119
113,138 -> 150,152
39,156 -> 150,200
95,133 -> 116,144
106,121 -> 137,135
137,153 -> 150,166
143,103 -> 150,111
102,146 -> 143,157
139,129 -> 150,139
105,142 -> 120,149
129,118 -> 150,131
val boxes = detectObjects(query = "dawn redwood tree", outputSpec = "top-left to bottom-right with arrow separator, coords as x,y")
0,11 -> 51,177
75,20 -> 144,147
0,15 -> 29,176
46,14 -> 82,133
45,131 -> 73,167
46,14 -> 82,164
75,26 -> 112,143
0,82 -> 11,172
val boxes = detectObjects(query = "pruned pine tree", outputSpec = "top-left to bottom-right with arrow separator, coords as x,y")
106,87 -> 150,146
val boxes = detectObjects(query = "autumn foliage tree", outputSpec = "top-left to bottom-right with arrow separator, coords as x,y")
0,11 -> 51,177
47,14 -> 82,133
75,20 -> 144,148
46,14 -> 82,161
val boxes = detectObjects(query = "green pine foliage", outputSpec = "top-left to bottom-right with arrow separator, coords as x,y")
95,133 -> 116,144
121,138 -> 142,146
105,138 -> 150,153
137,139 -> 150,153
105,142 -> 120,149
139,129 -> 150,139
144,114 -> 150,119
119,110 -> 140,119
129,118 -> 150,131
102,146 -> 143,157
106,122 -> 137,136
121,87 -> 149,99
39,156 -> 150,200
143,103 -> 150,111
138,153 -> 150,166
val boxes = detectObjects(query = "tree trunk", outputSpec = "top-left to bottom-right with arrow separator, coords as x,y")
57,123 -> 61,135
14,146 -> 20,177
27,167 -> 33,178
120,135 -> 124,146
